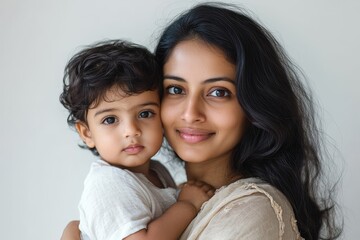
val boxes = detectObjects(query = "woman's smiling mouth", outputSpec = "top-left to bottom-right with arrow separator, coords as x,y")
177,128 -> 215,143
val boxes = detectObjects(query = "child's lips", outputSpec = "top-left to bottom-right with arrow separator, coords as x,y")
122,144 -> 144,154
176,128 -> 214,143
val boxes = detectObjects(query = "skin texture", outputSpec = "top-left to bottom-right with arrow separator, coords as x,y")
60,39 -> 243,240
76,88 -> 163,178
162,39 -> 247,189
72,86 -> 214,240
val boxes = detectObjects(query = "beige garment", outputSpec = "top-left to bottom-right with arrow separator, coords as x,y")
180,178 -> 304,240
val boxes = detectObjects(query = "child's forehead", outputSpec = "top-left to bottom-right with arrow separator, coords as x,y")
102,85 -> 159,100
91,86 -> 160,109
102,86 -> 129,100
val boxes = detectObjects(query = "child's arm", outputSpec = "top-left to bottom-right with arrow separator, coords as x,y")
125,180 -> 214,240
60,221 -> 80,240
59,181 -> 214,240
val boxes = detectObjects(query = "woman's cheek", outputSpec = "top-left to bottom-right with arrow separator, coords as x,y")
160,100 -> 173,129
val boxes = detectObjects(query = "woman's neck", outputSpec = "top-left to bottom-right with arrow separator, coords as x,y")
185,161 -> 241,189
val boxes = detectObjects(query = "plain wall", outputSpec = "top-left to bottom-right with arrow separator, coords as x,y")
1,0 -> 358,239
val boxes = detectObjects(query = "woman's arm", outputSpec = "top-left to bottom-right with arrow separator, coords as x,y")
60,221 -> 80,240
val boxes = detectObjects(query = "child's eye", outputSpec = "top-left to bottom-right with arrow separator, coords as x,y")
139,111 -> 154,118
208,88 -> 231,97
166,86 -> 184,95
102,117 -> 117,125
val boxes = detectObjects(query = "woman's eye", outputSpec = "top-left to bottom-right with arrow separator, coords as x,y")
208,89 -> 231,97
139,111 -> 154,118
167,86 -> 184,95
102,117 -> 117,125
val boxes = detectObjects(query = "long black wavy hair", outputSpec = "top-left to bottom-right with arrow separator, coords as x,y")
155,3 -> 341,239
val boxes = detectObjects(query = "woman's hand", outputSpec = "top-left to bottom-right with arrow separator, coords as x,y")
60,220 -> 80,240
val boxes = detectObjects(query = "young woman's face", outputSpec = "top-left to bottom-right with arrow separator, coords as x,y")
161,39 -> 247,166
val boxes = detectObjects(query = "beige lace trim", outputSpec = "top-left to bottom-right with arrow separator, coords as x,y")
291,216 -> 304,240
214,180 -> 303,240
244,183 -> 285,239
243,183 -> 304,240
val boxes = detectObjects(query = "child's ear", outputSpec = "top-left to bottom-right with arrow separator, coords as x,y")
75,122 -> 95,148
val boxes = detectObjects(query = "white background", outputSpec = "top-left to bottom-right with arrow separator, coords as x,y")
1,0 -> 358,239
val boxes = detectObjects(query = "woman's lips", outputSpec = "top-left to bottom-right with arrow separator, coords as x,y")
177,128 -> 214,143
122,144 -> 144,154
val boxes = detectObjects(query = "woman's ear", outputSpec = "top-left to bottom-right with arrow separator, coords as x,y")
75,122 -> 95,148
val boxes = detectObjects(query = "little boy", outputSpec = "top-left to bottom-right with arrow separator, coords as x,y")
60,40 -> 214,240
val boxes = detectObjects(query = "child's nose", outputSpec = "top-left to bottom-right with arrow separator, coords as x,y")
123,121 -> 141,138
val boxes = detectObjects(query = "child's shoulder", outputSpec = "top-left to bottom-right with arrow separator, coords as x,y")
87,159 -> 131,181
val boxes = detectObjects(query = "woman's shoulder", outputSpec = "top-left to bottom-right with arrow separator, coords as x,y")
181,178 -> 303,240
208,178 -> 290,213
215,178 -> 293,211
221,178 -> 302,238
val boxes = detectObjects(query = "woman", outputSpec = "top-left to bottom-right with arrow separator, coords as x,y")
62,3 -> 341,239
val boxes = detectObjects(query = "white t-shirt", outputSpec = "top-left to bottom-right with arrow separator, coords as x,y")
79,159 -> 177,240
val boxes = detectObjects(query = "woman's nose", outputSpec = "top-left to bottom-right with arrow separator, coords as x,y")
181,95 -> 205,123
123,120 -> 141,138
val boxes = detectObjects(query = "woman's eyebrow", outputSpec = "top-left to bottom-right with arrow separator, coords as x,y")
204,77 -> 235,85
163,75 -> 185,82
164,75 -> 235,85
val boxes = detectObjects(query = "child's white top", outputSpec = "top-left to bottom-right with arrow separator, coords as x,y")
79,159 -> 177,240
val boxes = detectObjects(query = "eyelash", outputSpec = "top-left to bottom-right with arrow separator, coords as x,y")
101,110 -> 155,125
138,110 -> 155,118
102,116 -> 117,125
208,88 -> 231,98
165,85 -> 231,98
166,85 -> 184,95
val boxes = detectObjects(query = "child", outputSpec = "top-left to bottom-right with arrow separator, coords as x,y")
60,40 -> 214,240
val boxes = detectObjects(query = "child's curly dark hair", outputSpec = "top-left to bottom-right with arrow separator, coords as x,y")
60,39 -> 162,155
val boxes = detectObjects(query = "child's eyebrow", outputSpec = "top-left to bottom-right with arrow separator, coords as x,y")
137,101 -> 160,108
94,102 -> 160,117
94,108 -> 117,117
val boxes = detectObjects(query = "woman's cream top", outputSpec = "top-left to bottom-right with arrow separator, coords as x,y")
180,178 -> 304,240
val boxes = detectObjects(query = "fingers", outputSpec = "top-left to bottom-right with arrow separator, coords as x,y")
200,183 -> 212,192
206,188 -> 215,197
180,180 -> 215,196
199,183 -> 215,197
